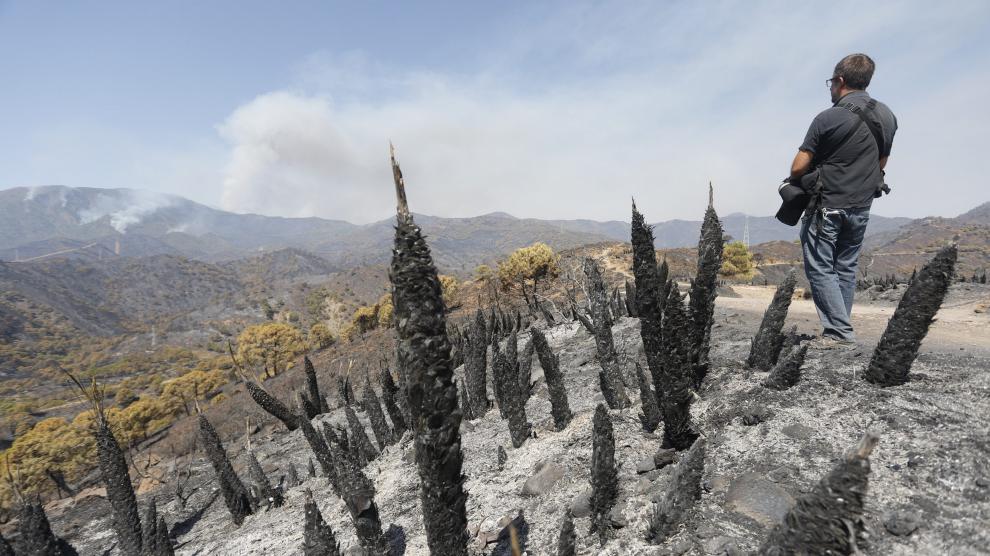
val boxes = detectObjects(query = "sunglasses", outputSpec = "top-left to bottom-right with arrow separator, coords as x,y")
826,76 -> 843,89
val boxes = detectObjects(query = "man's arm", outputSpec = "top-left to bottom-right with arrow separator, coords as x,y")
789,149 -> 814,183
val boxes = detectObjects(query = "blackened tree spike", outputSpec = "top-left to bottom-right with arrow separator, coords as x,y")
589,404 -> 618,547
247,448 -> 283,509
17,502 -> 78,556
302,488 -> 342,556
379,368 -> 408,438
304,356 -> 328,414
747,269 -> 797,370
300,390 -> 320,420
297,399 -> 341,493
635,362 -> 661,433
531,328 -> 572,430
494,351 -> 532,448
363,376 -> 395,449
155,517 -> 174,556
630,202 -> 666,410
865,245 -> 957,386
624,280 -> 638,317
557,512 -> 576,556
308,457 -> 316,478
141,498 -> 159,554
198,414 -> 254,525
659,284 -> 699,450
518,337 -> 534,401
334,449 -> 390,555
0,531 -> 12,556
763,344 -> 808,391
758,433 -> 880,555
243,380 -> 299,431
688,187 -> 724,387
646,438 -> 706,543
597,370 -> 619,410
93,413 -> 143,555
466,309 -> 490,416
506,328 -> 519,380
582,257 -> 630,409
458,377 -> 474,421
389,149 -> 469,555
286,464 -> 301,488
345,404 -> 379,464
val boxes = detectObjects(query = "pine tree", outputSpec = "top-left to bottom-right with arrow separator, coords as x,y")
646,438 -> 705,543
758,433 -> 879,554
747,269 -> 797,371
579,258 -> 630,408
388,146 -> 469,555
465,309 -> 490,416
589,404 -> 618,547
688,184 -> 723,387
763,344 -> 808,391
304,356 -> 329,414
531,328 -> 572,431
630,201 -> 666,411
557,512 -> 576,556
243,380 -> 299,431
246,448 -> 284,509
345,404 -> 379,465
198,414 -> 254,525
865,245 -> 957,386
363,377 -> 395,449
494,351 -> 532,448
635,362 -> 662,433
302,489 -> 341,556
658,284 -> 698,450
379,368 -> 408,438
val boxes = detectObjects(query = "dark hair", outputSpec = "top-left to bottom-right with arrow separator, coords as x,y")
833,53 -> 875,90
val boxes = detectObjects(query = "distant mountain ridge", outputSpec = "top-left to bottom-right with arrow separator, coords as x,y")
0,186 -> 923,271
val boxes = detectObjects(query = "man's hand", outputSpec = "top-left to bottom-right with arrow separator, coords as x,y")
880,155 -> 888,170
789,149 -> 814,183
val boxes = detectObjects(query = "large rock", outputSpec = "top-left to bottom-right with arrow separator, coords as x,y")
522,461 -> 566,496
571,489 -> 592,518
724,472 -> 794,526
781,423 -> 815,440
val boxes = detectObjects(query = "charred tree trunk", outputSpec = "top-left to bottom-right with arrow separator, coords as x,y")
646,438 -> 705,543
285,464 -> 301,489
518,336 -> 535,401
494,351 -> 532,448
763,344 -> 808,391
302,489 -> 342,556
556,512 -> 576,556
747,270 -> 797,370
531,328 -> 572,431
630,202 -> 666,411
94,418 -> 143,555
300,391 -> 320,420
304,356 -> 329,414
865,245 -> 957,386
635,362 -> 662,433
465,310 -> 490,416
344,404 -> 379,465
388,147 -> 469,555
379,368 -> 408,438
589,404 -> 618,547
363,378 -> 395,449
244,380 -> 299,431
624,280 -> 638,318
658,285 -> 699,450
491,335 -> 508,419
458,377 -> 474,421
758,433 -> 879,554
17,502 -> 78,556
141,499 -> 158,555
687,185 -> 723,388
247,449 -> 283,509
198,414 -> 254,525
582,258 -> 630,408
297,403 -> 341,493
308,458 -> 317,478
154,517 -> 174,556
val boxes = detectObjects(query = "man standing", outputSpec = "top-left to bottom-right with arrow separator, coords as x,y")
790,53 -> 897,347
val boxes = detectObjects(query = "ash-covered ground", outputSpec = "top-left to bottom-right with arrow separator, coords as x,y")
49,283 -> 990,555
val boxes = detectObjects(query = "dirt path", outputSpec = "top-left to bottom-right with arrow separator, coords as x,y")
715,283 -> 990,356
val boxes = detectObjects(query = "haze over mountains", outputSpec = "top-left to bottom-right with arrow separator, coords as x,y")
1,185 -> 916,270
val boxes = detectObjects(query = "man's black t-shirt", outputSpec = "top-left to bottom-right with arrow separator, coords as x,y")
799,91 -> 898,209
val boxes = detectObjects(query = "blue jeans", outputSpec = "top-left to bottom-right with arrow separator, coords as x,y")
800,207 -> 870,340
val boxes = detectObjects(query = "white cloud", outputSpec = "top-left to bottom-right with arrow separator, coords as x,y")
216,0 -> 989,223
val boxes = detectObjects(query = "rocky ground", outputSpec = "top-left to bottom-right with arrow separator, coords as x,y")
43,283 -> 990,555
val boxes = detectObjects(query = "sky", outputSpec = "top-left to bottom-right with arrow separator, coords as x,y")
1,0 -> 988,224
